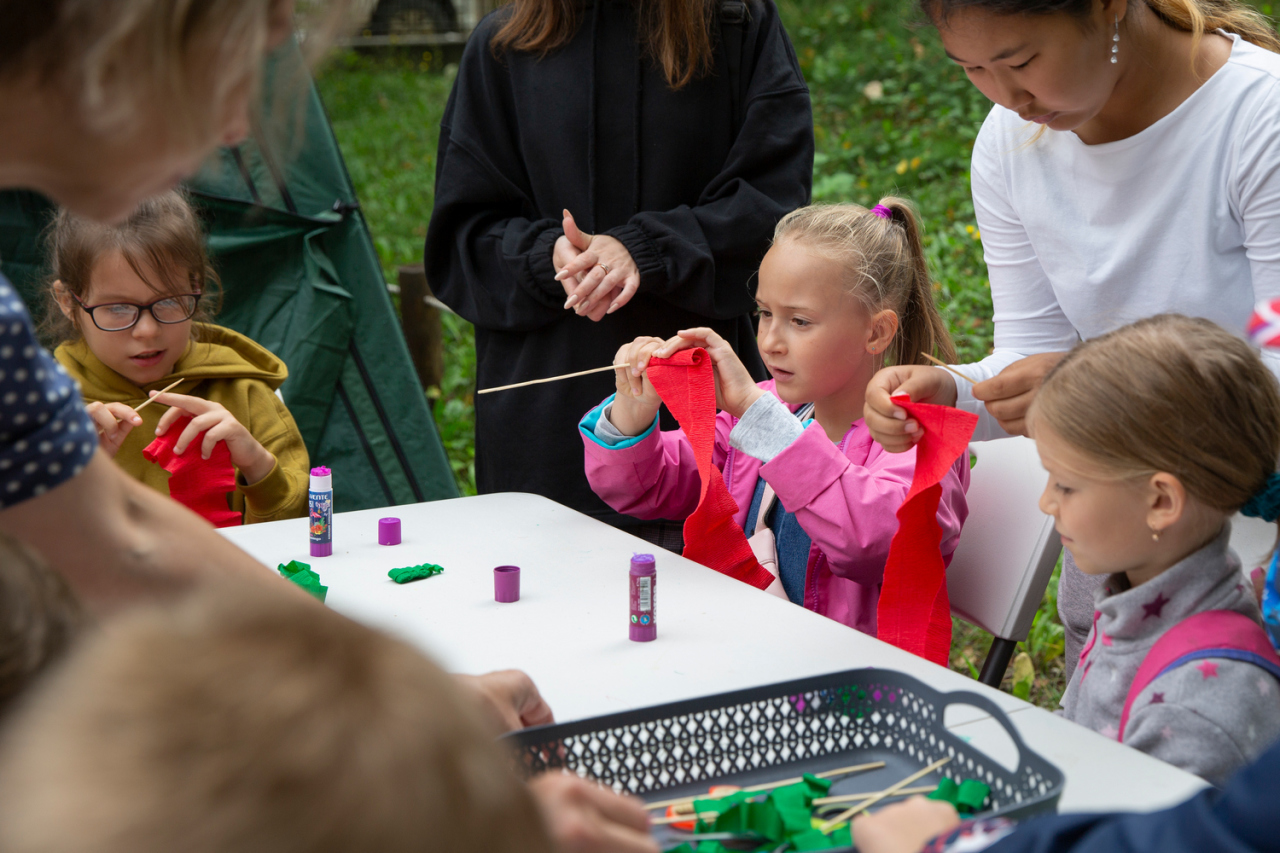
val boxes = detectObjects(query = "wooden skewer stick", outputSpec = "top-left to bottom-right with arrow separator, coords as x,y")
818,757 -> 952,833
133,378 -> 186,414
811,786 -> 935,806
650,810 -> 727,827
643,761 -> 886,811
920,353 -> 980,385
477,364 -> 630,395
649,784 -> 935,827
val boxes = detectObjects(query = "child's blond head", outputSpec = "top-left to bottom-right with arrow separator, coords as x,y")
772,200 -> 956,367
1031,314 -> 1280,518
42,189 -> 221,344
0,533 -> 83,720
0,583 -> 552,853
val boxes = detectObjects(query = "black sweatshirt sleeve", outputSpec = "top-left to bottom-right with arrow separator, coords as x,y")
606,7 -> 814,320
425,41 -> 567,333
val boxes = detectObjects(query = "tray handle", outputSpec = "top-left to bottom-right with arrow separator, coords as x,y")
935,689 -> 1035,776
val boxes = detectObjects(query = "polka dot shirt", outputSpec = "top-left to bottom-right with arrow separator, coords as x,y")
0,275 -> 95,508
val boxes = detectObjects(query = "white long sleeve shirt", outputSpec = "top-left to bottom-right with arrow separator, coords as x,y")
957,34 -> 1280,439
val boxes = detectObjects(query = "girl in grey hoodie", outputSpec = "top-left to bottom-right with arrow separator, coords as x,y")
1028,314 -> 1280,786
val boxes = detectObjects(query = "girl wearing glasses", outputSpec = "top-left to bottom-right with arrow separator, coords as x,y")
44,191 -> 309,525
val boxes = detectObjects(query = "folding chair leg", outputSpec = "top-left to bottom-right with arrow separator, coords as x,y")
978,637 -> 1019,688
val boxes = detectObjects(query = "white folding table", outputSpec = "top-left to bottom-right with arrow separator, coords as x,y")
221,492 -> 1209,814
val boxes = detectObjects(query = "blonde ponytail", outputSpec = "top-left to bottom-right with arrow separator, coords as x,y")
879,199 -> 957,367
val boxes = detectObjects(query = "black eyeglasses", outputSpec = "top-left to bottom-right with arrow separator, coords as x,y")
74,293 -> 201,332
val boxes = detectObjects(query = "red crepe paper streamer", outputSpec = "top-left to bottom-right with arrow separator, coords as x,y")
646,348 -> 774,591
142,415 -> 242,529
875,396 -> 977,665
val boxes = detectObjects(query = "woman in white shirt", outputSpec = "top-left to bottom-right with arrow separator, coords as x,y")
864,0 -> 1280,678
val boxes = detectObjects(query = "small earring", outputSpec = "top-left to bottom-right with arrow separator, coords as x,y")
1111,15 -> 1120,64
1150,527 -> 1161,542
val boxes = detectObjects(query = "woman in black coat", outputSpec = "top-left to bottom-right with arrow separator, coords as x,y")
426,0 -> 813,542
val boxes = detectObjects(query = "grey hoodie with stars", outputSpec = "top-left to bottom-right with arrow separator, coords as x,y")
1061,525 -> 1280,786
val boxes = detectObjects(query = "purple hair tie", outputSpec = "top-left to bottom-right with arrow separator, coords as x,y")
871,204 -> 893,220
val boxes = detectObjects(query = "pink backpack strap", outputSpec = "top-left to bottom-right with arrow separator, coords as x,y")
1118,610 -> 1280,742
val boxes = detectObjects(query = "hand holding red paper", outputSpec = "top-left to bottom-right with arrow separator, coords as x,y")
864,365 -> 958,452
143,413 -> 242,529
608,336 -> 667,436
86,401 -> 142,457
151,391 -> 275,485
653,327 -> 764,419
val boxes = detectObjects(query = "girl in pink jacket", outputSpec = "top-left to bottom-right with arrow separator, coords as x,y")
580,201 -> 971,635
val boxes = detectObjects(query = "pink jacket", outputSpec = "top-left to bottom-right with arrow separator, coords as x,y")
581,381 -> 970,635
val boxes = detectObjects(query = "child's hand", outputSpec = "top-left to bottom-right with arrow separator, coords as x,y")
86,401 -> 142,457
608,337 -> 666,436
151,392 -> 275,485
528,773 -> 659,853
864,365 -> 959,452
655,328 -> 763,418
851,797 -> 961,853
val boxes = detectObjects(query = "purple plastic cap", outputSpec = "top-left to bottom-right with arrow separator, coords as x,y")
378,517 -> 401,546
494,565 -> 520,603
310,542 -> 332,558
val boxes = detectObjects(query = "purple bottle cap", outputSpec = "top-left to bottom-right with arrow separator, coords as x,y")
630,553 -> 656,573
494,565 -> 520,603
378,517 -> 401,546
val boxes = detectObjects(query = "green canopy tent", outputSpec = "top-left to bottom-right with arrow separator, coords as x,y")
0,51 -> 457,512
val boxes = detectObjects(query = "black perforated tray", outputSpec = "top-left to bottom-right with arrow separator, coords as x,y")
506,668 -> 1064,849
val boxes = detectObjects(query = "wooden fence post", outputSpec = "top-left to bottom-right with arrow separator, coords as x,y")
398,264 -> 445,391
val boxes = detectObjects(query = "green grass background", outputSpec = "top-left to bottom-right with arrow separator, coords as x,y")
314,0 -> 1277,708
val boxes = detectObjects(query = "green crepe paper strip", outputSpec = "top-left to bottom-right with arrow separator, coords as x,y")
693,791 -> 752,831
713,801 -> 785,843
277,561 -> 327,602
387,563 -> 445,584
955,779 -> 990,813
802,773 -> 834,795
926,778 -> 990,814
927,777 -> 960,805
791,827 -> 852,850
678,776 -> 855,852
769,783 -> 818,835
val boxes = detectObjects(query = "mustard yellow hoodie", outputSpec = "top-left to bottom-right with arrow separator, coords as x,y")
55,323 -> 309,524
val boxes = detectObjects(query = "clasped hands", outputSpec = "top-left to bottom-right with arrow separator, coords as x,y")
553,209 -> 641,322
608,328 -> 762,436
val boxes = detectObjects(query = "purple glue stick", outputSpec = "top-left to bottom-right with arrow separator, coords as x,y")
629,553 -> 656,642
309,467 -> 333,557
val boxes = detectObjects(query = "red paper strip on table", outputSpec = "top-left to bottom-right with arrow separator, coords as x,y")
646,348 -> 774,591
142,415 -> 243,529
875,396 -> 977,665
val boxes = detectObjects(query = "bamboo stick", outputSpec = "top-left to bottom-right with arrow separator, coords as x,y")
133,378 -> 186,413
811,786 -> 934,806
649,784 -> 936,827
643,761 -> 886,811
818,757 -> 952,833
920,353 -> 979,385
476,363 -> 629,395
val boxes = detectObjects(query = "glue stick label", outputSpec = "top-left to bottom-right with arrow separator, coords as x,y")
630,574 -> 655,628
309,491 -> 331,546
